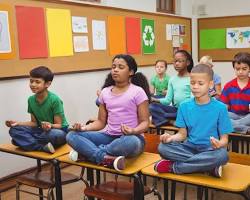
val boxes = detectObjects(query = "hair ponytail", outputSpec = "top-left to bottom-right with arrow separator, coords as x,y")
131,72 -> 151,102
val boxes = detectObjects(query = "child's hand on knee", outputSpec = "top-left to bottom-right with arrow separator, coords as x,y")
160,133 -> 173,143
41,121 -> 52,131
71,123 -> 87,131
5,120 -> 18,127
210,136 -> 222,149
121,124 -> 134,135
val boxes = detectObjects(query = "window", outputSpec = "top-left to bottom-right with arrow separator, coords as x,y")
157,0 -> 175,14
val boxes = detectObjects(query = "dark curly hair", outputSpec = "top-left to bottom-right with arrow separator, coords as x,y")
174,50 -> 194,72
101,54 -> 151,101
30,66 -> 54,82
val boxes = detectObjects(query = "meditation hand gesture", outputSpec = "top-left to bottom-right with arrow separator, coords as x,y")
72,123 -> 87,131
160,133 -> 173,143
5,120 -> 18,127
41,121 -> 52,132
121,124 -> 134,135
210,136 -> 223,149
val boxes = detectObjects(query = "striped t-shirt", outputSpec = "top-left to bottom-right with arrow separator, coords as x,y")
220,78 -> 250,115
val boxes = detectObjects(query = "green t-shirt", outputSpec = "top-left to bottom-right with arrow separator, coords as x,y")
28,91 -> 68,128
150,74 -> 170,95
160,75 -> 191,107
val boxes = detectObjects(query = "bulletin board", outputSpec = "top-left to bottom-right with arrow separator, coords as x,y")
0,0 -> 191,79
198,15 -> 250,61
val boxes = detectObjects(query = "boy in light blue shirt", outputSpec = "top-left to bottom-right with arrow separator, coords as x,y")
154,64 -> 233,178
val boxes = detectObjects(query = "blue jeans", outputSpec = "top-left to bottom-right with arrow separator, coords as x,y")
9,126 -> 67,151
66,131 -> 145,164
149,103 -> 177,127
228,112 -> 250,134
158,141 -> 228,174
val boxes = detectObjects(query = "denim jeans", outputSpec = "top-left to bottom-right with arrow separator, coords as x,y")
9,126 -> 67,151
158,141 -> 228,174
66,131 -> 145,164
149,103 -> 177,127
228,112 -> 250,134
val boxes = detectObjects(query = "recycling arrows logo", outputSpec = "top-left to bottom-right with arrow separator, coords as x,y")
143,25 -> 155,46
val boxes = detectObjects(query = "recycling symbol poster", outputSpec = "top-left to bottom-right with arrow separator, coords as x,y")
142,19 -> 155,54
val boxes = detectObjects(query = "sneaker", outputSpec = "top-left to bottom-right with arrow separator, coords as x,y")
154,159 -> 173,173
209,165 -> 223,178
43,142 -> 55,154
101,155 -> 125,171
11,139 -> 18,146
68,149 -> 86,162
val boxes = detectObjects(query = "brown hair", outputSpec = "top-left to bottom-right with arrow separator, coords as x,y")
155,60 -> 168,69
191,64 -> 214,81
232,52 -> 250,68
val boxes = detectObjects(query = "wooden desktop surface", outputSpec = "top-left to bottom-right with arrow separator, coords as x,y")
0,143 -> 71,160
58,152 -> 161,175
142,163 -> 250,192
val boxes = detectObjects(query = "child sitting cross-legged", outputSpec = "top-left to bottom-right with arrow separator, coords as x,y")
154,64 -> 233,178
66,54 -> 150,171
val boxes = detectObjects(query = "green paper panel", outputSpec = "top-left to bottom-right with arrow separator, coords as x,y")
200,29 -> 226,49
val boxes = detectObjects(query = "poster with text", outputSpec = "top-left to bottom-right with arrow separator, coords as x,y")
72,16 -> 87,33
0,11 -> 11,53
92,20 -> 106,50
73,36 -> 89,52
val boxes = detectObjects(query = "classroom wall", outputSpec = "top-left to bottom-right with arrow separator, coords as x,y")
0,0 -> 245,177
192,0 -> 250,86
0,0 -> 159,178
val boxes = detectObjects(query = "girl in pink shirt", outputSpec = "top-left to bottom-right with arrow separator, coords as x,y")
66,54 -> 150,171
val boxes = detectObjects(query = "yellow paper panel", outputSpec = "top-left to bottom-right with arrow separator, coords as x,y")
108,16 -> 126,55
46,8 -> 73,57
0,4 -> 15,60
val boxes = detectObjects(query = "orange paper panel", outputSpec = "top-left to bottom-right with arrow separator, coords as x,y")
108,16 -> 126,55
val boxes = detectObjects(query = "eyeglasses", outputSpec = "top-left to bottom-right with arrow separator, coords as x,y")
174,59 -> 187,63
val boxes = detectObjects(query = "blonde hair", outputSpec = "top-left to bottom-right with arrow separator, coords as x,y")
199,55 -> 213,67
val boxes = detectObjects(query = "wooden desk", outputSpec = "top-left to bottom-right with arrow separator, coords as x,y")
141,163 -> 250,200
0,143 -> 71,200
58,152 -> 161,200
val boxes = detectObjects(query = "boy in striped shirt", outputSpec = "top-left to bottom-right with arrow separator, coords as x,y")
221,52 -> 250,134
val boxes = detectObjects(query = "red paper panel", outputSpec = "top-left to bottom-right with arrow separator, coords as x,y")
15,6 -> 48,59
125,17 -> 141,54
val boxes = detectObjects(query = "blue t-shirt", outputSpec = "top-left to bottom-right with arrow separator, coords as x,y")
175,97 -> 233,146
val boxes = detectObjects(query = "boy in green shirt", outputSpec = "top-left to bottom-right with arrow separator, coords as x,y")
6,66 -> 69,153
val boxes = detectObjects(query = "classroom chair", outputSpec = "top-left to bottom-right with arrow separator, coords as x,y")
15,160 -> 87,200
148,122 -> 179,135
228,133 -> 250,154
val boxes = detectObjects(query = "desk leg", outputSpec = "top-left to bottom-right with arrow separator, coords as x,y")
37,160 -> 43,200
163,180 -> 169,200
171,181 -> 176,200
87,168 -> 94,186
53,159 -> 62,200
133,174 -> 144,200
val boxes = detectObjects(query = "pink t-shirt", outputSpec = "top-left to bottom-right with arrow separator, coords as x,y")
99,84 -> 148,136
